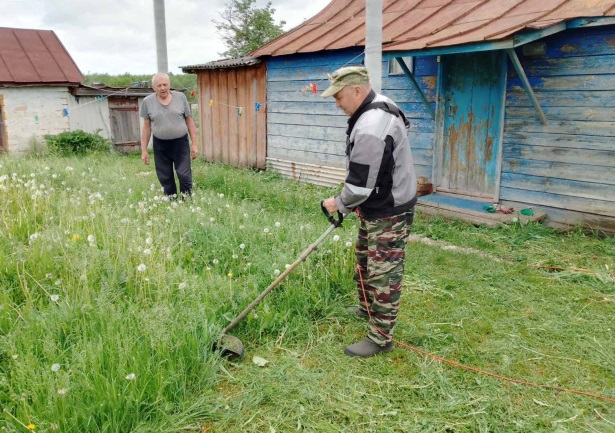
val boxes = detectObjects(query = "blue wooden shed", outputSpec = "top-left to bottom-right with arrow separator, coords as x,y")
250,0 -> 615,232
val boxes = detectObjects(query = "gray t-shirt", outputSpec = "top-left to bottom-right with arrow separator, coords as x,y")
140,91 -> 191,140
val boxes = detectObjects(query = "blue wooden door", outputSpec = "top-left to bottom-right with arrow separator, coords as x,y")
438,51 -> 505,199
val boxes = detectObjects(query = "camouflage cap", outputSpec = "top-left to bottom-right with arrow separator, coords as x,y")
321,66 -> 370,97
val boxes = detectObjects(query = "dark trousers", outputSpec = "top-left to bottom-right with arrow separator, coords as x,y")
152,134 -> 192,196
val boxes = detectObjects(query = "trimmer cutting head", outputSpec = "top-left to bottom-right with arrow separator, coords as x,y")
214,334 -> 245,359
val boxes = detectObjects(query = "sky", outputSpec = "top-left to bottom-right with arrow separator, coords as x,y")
0,0 -> 332,75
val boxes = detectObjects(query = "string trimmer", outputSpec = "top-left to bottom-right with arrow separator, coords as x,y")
214,203 -> 344,359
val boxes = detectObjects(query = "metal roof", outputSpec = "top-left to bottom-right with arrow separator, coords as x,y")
0,27 -> 84,86
71,84 -> 156,98
181,56 -> 261,72
251,0 -> 615,57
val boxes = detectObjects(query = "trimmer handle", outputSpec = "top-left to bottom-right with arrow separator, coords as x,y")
321,201 -> 344,227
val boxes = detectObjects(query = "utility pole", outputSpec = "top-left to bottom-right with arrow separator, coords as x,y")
365,0 -> 382,93
153,0 -> 168,73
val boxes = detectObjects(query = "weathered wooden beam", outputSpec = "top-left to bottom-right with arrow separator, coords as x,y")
506,48 -> 547,125
395,57 -> 435,120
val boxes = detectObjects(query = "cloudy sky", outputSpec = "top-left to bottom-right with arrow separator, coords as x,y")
1,0 -> 331,75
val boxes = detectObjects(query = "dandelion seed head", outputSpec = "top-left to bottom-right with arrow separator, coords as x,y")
219,193 -> 224,198
125,373 -> 136,380
275,221 -> 281,227
239,243 -> 245,250
143,249 -> 151,255
57,389 -> 67,396
212,259 -> 219,265
87,234 -> 95,243
50,294 -> 59,303
239,225 -> 244,230
178,282 -> 187,290
285,264 -> 291,269
333,235 -> 340,241
137,264 -> 147,272
51,363 -> 61,372
145,237 -> 153,245
263,228 -> 269,233
345,241 -> 353,247
232,254 -> 238,259
274,269 -> 280,276
243,213 -> 249,217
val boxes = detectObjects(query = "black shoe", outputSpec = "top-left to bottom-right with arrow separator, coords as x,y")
344,337 -> 394,358
345,306 -> 369,320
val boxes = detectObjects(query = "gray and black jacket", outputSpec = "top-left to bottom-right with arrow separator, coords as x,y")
334,90 -> 417,220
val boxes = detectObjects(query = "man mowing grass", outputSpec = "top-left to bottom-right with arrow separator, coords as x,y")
322,66 -> 418,358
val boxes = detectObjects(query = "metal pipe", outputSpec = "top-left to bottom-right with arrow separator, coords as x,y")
365,0 -> 382,93
153,0 -> 168,73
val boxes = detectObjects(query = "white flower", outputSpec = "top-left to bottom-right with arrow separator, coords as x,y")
333,235 -> 340,241
263,228 -> 270,233
50,294 -> 59,303
145,237 -> 153,245
345,241 -> 353,248
275,222 -> 281,227
57,388 -> 67,396
239,243 -> 245,250
125,373 -> 136,380
274,269 -> 280,276
137,264 -> 147,272
87,234 -> 95,243
51,363 -> 61,372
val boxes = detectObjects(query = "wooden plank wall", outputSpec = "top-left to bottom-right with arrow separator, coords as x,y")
502,25 -> 615,231
197,63 -> 267,169
267,49 -> 436,180
267,49 -> 362,169
381,56 -> 438,180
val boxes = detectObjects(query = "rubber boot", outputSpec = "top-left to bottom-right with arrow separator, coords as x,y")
344,337 -> 394,357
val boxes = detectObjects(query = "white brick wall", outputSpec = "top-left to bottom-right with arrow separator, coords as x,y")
0,86 -> 70,153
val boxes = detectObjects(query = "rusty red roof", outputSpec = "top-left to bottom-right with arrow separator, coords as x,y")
251,0 -> 615,56
0,27 -> 84,86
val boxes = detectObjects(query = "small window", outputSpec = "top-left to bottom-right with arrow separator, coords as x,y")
388,57 -> 414,75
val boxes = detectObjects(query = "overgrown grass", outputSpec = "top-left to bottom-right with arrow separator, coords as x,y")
0,153 -> 613,432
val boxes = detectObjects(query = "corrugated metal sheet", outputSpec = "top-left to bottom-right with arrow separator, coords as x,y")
266,158 -> 346,187
182,56 -> 261,71
0,27 -> 84,85
251,0 -> 615,56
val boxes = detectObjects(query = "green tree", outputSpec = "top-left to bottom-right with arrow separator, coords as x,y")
213,0 -> 286,58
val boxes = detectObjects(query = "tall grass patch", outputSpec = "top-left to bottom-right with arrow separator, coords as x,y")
1,153 -> 613,432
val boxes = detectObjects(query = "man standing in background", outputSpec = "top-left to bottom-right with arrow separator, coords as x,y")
141,72 -> 198,197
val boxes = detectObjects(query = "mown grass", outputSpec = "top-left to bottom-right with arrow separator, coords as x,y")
0,153 -> 613,432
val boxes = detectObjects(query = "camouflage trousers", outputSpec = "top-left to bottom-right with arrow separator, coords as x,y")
355,210 -> 414,345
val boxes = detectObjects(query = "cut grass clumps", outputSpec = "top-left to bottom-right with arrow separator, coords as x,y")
0,153 -> 613,432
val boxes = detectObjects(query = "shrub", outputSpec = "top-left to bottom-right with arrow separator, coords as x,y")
44,130 -> 110,156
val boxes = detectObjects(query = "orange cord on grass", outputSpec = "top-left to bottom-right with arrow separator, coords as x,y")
357,266 -> 615,403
